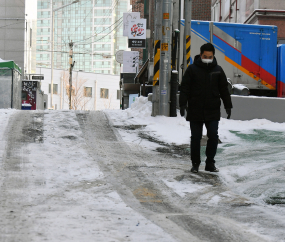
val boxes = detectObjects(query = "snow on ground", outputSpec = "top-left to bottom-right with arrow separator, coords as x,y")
0,109 -> 18,185
0,109 -> 17,141
29,110 -> 176,241
0,109 -> 176,241
1,102 -> 285,240
105,96 -> 285,209
163,179 -> 211,198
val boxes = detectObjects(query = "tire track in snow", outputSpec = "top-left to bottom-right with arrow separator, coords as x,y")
0,111 -> 44,242
77,111 -> 272,242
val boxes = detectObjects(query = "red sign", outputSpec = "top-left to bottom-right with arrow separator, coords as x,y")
130,23 -> 145,37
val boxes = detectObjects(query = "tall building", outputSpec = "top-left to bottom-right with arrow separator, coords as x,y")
36,0 -> 130,75
211,0 -> 285,43
0,0 -> 37,75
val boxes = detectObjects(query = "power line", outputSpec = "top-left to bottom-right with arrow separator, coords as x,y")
67,5 -> 94,37
36,1 -> 142,68
37,2 -> 138,47
74,5 -> 138,45
37,19 -> 124,58
89,0 -> 120,31
76,19 -> 123,47
75,15 -> 123,44
0,20 -> 25,29
73,1 -> 121,44
36,49 -> 115,57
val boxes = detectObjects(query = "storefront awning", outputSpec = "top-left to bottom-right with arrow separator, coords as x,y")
134,59 -> 149,84
0,58 -> 21,74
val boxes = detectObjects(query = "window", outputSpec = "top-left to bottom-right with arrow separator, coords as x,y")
100,88 -> 109,99
117,90 -> 122,100
94,17 -> 111,25
93,44 -> 111,51
49,84 -> 58,94
30,28 -> 32,47
22,92 -> 27,101
93,61 -> 111,68
84,87 -> 92,97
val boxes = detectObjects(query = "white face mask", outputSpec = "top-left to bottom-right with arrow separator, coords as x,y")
201,58 -> 213,64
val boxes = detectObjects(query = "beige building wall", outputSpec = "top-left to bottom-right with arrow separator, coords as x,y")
0,0 -> 25,72
259,0 -> 285,10
0,0 -> 37,75
211,0 -> 285,42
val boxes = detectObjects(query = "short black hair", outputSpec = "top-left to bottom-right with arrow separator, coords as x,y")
200,43 -> 215,55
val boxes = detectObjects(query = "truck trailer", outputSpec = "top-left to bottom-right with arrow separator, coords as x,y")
190,21 -> 285,97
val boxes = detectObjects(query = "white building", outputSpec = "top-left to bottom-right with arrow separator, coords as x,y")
37,67 -> 121,110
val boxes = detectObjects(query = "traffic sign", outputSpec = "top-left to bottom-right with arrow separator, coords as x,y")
115,50 -> 124,64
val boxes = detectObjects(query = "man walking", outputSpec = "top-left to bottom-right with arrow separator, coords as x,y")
179,43 -> 232,173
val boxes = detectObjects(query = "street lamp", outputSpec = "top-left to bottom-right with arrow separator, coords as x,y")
50,0 -> 80,109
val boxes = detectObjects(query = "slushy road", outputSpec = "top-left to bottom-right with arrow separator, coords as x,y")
0,110 -> 284,241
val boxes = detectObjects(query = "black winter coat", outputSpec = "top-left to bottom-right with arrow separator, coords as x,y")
179,55 -> 233,121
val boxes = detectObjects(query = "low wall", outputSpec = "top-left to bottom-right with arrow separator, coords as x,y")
221,95 -> 285,123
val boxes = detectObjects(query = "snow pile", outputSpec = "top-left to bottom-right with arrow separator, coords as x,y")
232,84 -> 248,90
105,96 -> 191,145
126,96 -> 152,118
106,96 -> 285,146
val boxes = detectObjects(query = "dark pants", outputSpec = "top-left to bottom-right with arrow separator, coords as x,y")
190,120 -> 219,165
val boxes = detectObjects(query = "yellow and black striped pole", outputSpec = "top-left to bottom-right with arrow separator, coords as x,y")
153,40 -> 160,86
186,35 -> 191,67
183,0 -> 192,74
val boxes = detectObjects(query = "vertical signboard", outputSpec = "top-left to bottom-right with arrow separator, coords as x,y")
123,12 -> 140,36
128,19 -> 147,48
123,51 -> 139,73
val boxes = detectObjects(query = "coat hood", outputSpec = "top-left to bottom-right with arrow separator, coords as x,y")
194,54 -> 218,69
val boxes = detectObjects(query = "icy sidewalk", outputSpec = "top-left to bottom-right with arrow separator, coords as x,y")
1,104 -> 285,241
0,110 -> 175,242
105,97 -> 285,221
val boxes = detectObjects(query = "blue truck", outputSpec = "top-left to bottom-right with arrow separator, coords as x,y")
189,21 -> 285,97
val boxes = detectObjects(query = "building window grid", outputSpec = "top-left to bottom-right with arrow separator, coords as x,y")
36,0 -> 128,72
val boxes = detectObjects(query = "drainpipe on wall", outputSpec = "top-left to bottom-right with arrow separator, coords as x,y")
235,0 -> 238,23
60,76 -> 63,109
94,80 -> 97,110
219,0 -> 222,22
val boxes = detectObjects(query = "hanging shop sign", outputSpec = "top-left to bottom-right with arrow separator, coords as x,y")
123,12 -> 140,36
123,51 -> 139,73
128,19 -> 147,48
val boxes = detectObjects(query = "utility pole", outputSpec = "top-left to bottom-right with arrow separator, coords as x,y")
69,41 -> 75,110
151,0 -> 163,116
178,0 -> 184,83
51,0 -> 54,109
51,0 -> 80,109
172,0 -> 179,70
183,0 -> 192,73
159,0 -> 173,116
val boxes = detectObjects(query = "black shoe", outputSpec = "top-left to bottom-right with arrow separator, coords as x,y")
191,165 -> 199,173
205,163 -> 219,172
